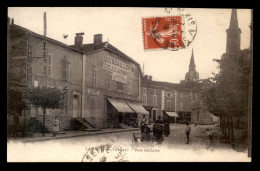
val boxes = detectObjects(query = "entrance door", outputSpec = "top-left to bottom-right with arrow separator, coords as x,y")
153,110 -> 157,121
118,113 -> 123,124
73,95 -> 80,118
196,111 -> 199,122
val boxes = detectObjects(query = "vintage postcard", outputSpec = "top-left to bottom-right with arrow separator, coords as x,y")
7,7 -> 252,162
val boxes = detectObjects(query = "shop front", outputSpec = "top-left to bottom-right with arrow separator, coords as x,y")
163,110 -> 179,123
107,97 -> 149,128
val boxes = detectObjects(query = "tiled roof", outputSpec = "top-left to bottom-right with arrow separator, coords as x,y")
9,24 -> 84,54
141,79 -> 180,89
142,78 -> 201,91
70,42 -> 143,75
70,42 -> 139,65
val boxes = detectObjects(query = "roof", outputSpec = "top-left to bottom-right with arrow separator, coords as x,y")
8,24 -> 85,54
141,77 -> 201,91
141,78 -> 180,89
70,42 -> 139,64
70,42 -> 143,75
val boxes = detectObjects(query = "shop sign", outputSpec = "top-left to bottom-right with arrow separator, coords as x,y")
103,54 -> 136,83
87,89 -> 99,96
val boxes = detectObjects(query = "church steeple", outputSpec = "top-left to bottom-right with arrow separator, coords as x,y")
185,49 -> 199,82
226,9 -> 241,54
189,49 -> 196,71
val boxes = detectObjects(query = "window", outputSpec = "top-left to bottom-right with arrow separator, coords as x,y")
153,95 -> 157,107
107,72 -> 113,89
91,65 -> 96,86
34,80 -> 38,87
63,87 -> 69,115
134,80 -> 138,95
142,94 -> 147,105
154,89 -> 156,94
192,92 -> 195,101
44,54 -> 52,77
166,100 -> 171,111
30,105 -> 36,117
180,102 -> 183,111
117,82 -> 123,91
166,92 -> 172,98
179,93 -> 183,99
61,57 -> 70,81
143,88 -> 146,93
127,79 -> 133,94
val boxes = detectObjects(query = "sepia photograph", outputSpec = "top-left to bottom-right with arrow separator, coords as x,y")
7,7 -> 252,162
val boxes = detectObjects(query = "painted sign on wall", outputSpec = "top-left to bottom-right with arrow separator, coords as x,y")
103,54 -> 136,84
87,89 -> 99,96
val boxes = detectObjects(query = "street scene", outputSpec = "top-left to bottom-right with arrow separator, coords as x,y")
7,8 -> 252,162
7,123 -> 248,162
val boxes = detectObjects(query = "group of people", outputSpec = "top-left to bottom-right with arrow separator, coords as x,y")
139,114 -> 171,144
139,116 -> 214,147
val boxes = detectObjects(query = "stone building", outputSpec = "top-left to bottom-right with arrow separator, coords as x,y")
8,21 -> 86,132
141,47 -> 220,124
141,50 -> 203,123
8,20 -> 148,131
70,34 -> 147,128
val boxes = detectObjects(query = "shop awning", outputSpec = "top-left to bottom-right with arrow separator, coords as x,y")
107,98 -> 135,113
165,111 -> 179,117
125,100 -> 149,115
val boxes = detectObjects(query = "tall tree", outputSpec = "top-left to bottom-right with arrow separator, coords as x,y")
201,49 -> 251,148
26,87 -> 64,136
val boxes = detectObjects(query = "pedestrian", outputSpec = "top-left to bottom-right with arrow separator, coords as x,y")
157,116 -> 163,124
139,114 -> 148,142
206,128 -> 214,149
153,120 -> 164,144
185,122 -> 191,144
163,116 -> 170,137
52,116 -> 60,137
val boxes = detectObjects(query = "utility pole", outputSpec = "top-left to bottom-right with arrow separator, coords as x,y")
42,11 -> 47,136
43,12 -> 47,60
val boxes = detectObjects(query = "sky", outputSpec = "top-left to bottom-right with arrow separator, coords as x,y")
8,7 -> 252,83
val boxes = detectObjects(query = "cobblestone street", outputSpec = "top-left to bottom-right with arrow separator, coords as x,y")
7,123 -> 249,162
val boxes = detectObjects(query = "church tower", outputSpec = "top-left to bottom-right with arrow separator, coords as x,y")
226,9 -> 241,54
185,49 -> 199,82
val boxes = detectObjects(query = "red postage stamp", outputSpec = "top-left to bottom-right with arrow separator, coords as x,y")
142,16 -> 183,50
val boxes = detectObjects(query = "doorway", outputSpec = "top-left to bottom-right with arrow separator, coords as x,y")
153,110 -> 157,121
73,94 -> 81,118
118,113 -> 123,124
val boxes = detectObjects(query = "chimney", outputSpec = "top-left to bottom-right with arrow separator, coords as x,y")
149,75 -> 152,80
144,75 -> 148,80
11,18 -> 14,25
94,34 -> 102,45
75,32 -> 84,50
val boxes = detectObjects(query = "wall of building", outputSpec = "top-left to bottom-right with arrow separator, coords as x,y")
27,34 -> 83,131
141,85 -> 163,121
162,88 -> 176,112
83,49 -> 140,128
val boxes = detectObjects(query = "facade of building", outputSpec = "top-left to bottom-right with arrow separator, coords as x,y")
8,20 -> 149,131
8,21 -> 86,131
141,49 -> 217,124
71,34 -> 147,128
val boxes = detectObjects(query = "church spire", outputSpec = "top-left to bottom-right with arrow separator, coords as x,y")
189,49 -> 196,71
226,9 -> 241,54
229,9 -> 239,29
185,49 -> 199,82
